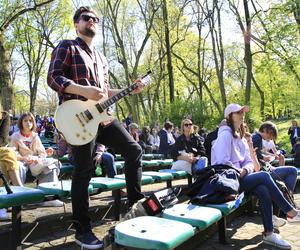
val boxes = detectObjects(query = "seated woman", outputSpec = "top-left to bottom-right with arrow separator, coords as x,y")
9,113 -> 63,206
150,127 -> 160,154
171,118 -> 207,175
212,103 -> 300,249
262,138 -> 285,166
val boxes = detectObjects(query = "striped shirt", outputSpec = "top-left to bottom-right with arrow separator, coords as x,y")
47,37 -> 109,104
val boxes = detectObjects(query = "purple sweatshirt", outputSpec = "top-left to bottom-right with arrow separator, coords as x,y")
211,125 -> 254,174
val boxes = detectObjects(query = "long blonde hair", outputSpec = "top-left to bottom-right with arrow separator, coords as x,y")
181,119 -> 194,136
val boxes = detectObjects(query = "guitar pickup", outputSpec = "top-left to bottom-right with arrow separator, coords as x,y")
84,110 -> 93,121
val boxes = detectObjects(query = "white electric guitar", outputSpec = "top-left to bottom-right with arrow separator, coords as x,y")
55,71 -> 151,145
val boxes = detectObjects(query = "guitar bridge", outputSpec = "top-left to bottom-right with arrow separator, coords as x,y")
75,114 -> 85,127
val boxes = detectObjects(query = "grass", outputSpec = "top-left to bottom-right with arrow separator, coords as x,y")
274,119 -> 293,154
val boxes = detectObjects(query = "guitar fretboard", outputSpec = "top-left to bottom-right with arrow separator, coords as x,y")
95,74 -> 151,113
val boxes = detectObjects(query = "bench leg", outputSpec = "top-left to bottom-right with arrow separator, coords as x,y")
112,189 -> 121,221
187,175 -> 193,187
166,180 -> 172,188
218,216 -> 227,244
11,206 -> 22,250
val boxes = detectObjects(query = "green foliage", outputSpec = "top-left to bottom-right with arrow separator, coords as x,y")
154,98 -> 222,129
275,119 -> 294,152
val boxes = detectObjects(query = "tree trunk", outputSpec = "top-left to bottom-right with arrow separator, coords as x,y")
243,0 -> 252,105
208,1 -> 226,109
252,73 -> 264,118
0,34 -> 14,111
162,0 -> 175,103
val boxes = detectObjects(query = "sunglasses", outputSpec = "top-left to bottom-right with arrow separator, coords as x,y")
80,14 -> 100,23
184,123 -> 193,127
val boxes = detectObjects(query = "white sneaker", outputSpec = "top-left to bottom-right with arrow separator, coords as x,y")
287,211 -> 300,223
263,232 -> 291,249
40,200 -> 64,207
0,208 -> 9,221
273,215 -> 286,228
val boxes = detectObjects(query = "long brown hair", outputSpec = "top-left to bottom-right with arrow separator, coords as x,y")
17,113 -> 37,132
226,114 -> 245,139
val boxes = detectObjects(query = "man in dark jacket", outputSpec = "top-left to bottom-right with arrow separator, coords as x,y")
288,120 -> 300,152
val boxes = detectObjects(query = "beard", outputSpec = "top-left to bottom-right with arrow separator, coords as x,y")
81,26 -> 96,38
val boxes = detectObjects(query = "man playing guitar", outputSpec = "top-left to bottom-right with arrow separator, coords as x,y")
47,6 -> 145,249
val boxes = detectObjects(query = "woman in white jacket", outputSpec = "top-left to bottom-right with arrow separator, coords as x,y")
211,103 -> 300,250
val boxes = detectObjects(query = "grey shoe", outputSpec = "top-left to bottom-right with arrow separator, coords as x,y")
263,232 -> 291,249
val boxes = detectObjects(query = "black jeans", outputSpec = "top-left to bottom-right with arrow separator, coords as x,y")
71,119 -> 143,233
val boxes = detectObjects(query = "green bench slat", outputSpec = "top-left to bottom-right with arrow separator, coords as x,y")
38,180 -> 93,198
142,154 -> 154,160
115,161 -> 125,170
58,154 -> 69,163
90,177 -> 126,191
115,216 -> 195,250
158,159 -> 174,167
205,194 -> 249,215
115,154 -> 165,161
153,154 -> 165,159
161,203 -> 222,230
142,160 -> 160,168
60,163 -> 74,174
0,186 -> 45,208
159,169 -> 188,178
142,171 -> 173,181
114,174 -> 154,185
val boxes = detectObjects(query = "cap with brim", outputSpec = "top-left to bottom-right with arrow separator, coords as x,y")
224,104 -> 249,118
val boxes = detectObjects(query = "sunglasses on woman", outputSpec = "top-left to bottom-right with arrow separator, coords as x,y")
184,123 -> 193,127
80,14 -> 100,23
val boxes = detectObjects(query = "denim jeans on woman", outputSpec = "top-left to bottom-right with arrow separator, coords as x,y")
239,171 -> 294,233
270,166 -> 298,191
71,119 -> 144,234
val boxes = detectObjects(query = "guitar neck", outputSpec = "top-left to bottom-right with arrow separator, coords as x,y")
95,71 -> 151,112
100,83 -> 138,110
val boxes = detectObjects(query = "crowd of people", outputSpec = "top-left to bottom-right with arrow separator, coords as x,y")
1,6 -> 300,250
1,106 -> 300,249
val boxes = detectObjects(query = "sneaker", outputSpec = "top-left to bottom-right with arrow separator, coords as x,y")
263,232 -> 291,249
287,211 -> 300,223
75,231 -> 104,249
0,209 -> 9,221
40,200 -> 64,207
273,215 -> 286,228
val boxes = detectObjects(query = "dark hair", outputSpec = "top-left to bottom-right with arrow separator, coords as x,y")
17,112 -> 36,132
259,121 -> 278,140
164,121 -> 173,130
226,114 -> 245,138
73,6 -> 98,23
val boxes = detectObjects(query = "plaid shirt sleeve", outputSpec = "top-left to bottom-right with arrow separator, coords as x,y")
47,40 -> 74,94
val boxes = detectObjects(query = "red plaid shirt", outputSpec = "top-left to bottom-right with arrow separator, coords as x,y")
47,37 -> 109,104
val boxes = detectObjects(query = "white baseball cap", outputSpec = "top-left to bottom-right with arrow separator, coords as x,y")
224,103 -> 249,118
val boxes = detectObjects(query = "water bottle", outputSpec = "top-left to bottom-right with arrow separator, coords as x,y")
95,164 -> 102,176
234,192 -> 244,208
